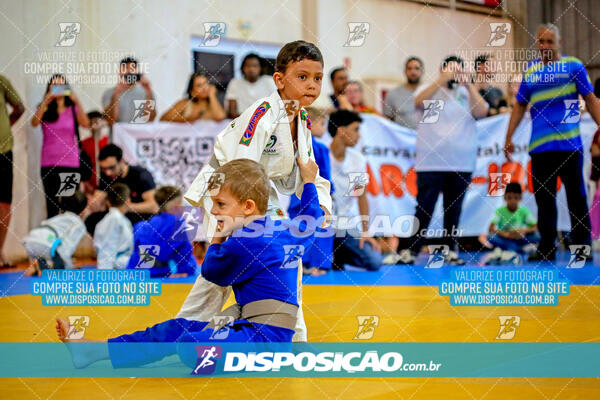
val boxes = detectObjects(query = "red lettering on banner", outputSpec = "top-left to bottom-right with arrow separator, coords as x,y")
365,160 -> 563,198
366,163 -> 379,195
380,164 -> 403,197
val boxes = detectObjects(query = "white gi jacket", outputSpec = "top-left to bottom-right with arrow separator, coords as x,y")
184,90 -> 332,220
93,208 -> 133,269
179,90 -> 332,342
22,211 -> 86,268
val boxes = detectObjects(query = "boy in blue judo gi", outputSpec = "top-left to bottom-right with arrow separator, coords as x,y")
127,185 -> 197,278
55,157 -> 323,368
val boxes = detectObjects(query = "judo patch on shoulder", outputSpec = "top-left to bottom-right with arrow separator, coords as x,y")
240,101 -> 271,146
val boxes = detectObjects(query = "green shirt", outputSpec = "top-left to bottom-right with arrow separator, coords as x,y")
0,75 -> 22,154
491,205 -> 536,231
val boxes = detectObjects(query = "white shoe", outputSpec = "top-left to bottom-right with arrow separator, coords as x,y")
383,249 -> 416,265
484,247 -> 503,265
445,250 -> 465,265
522,243 -> 537,255
500,250 -> 521,265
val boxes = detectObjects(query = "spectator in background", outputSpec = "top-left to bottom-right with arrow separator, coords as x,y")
504,23 -> 600,262
127,186 -> 197,278
383,56 -> 423,129
329,67 -> 348,109
474,54 -> 508,116
340,81 -> 378,114
0,75 -> 24,267
161,72 -> 226,123
80,111 -> 109,194
329,110 -> 382,271
388,55 -> 488,265
224,53 -> 275,118
102,57 -> 156,125
31,74 -> 90,218
482,182 -> 539,261
86,144 -> 158,234
94,183 -> 133,269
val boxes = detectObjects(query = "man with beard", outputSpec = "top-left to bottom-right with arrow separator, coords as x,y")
383,56 -> 423,129
85,144 -> 158,234
504,23 -> 600,262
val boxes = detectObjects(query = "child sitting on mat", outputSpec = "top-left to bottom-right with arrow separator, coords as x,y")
56,158 -> 322,369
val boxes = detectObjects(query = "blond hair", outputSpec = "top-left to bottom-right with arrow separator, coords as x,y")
212,159 -> 270,214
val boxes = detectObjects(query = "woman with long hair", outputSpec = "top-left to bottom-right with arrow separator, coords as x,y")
32,74 -> 89,217
160,73 -> 226,122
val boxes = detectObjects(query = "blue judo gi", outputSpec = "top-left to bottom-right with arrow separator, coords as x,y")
127,213 -> 197,277
288,138 -> 334,270
108,183 -> 322,368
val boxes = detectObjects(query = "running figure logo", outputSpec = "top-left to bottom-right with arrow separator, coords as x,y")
171,207 -> 203,241
488,172 -> 512,196
275,100 -> 299,124
192,345 -> 222,375
208,316 -> 234,340
281,245 -> 304,269
201,23 -> 226,46
566,245 -> 591,269
344,22 -> 370,47
136,245 -> 160,268
420,100 -> 444,124
345,172 -> 369,197
425,245 -> 449,269
57,172 -> 81,196
354,315 -> 379,340
56,23 -> 81,47
561,100 -> 581,123
204,172 -> 225,197
131,100 -> 155,123
486,23 -> 511,47
66,315 -> 90,339
496,315 -> 520,340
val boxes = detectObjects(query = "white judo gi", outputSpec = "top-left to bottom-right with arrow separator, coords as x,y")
178,90 -> 332,342
22,211 -> 86,268
93,208 -> 133,269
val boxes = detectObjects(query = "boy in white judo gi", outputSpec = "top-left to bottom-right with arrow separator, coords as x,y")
178,40 -> 332,342
23,191 -> 88,276
93,183 -> 133,269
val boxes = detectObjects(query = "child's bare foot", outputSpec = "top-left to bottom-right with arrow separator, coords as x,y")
56,318 -> 106,368
311,268 -> 327,277
24,260 -> 41,277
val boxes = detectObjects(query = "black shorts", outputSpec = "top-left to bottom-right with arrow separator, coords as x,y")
0,151 -> 13,204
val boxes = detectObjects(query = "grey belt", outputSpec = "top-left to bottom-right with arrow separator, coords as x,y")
204,299 -> 298,331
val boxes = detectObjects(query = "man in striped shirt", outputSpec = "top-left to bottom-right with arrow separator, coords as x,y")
504,23 -> 600,261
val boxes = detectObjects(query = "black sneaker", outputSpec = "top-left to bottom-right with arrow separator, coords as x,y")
527,251 -> 556,262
